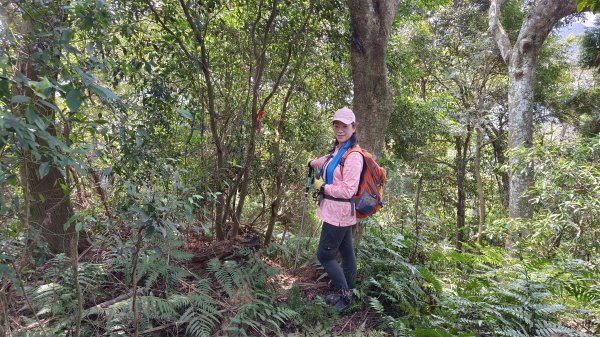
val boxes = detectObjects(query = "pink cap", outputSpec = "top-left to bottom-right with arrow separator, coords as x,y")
333,107 -> 355,125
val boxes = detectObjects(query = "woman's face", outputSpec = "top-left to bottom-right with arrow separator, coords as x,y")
332,120 -> 355,144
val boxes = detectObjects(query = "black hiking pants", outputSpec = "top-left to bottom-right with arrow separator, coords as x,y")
317,222 -> 356,291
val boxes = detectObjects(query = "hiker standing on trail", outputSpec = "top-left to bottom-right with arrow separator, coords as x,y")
309,107 -> 363,312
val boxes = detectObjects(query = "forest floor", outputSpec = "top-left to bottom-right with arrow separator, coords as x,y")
4,227 -> 376,336
183,227 -> 380,335
269,261 -> 381,335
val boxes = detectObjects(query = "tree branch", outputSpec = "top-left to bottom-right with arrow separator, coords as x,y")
143,0 -> 196,65
517,0 -> 578,53
488,0 -> 512,64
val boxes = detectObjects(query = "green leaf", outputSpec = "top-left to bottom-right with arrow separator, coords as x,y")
4,174 -> 18,186
38,99 -> 59,111
14,71 -> 28,84
58,27 -> 74,44
177,108 -> 193,120
146,225 -> 156,237
38,162 -> 50,179
0,78 -> 9,100
0,54 -> 9,69
75,222 -> 83,232
577,0 -> 600,11
418,266 -> 443,293
29,77 -> 53,99
66,89 -> 83,112
89,83 -> 119,101
64,214 -> 78,230
413,328 -> 454,337
11,95 -> 30,104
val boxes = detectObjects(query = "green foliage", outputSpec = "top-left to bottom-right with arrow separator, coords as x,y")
264,235 -> 318,268
357,226 -> 441,333
580,17 -> 600,68
15,254 -> 107,335
135,247 -> 193,289
281,283 -> 340,334
207,258 -> 246,298
16,239 -> 293,336
433,248 -> 597,337
578,0 -> 600,12
535,35 -> 577,120
225,292 -> 298,336
25,254 -> 106,318
508,136 -> 600,258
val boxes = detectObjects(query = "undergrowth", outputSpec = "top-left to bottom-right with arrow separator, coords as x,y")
3,222 -> 598,336
3,233 -> 297,336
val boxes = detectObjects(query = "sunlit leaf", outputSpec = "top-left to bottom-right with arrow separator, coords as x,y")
29,77 -> 53,99
89,83 -> 119,101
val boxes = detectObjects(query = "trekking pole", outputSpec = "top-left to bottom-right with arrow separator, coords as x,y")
293,165 -> 313,272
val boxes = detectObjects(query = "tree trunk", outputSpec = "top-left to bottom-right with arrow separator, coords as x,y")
474,127 -> 486,245
488,124 -> 510,210
265,87 -> 294,246
234,0 -> 294,237
22,153 -> 76,255
348,0 -> 400,159
488,0 -> 579,222
0,281 -> 7,336
506,53 -> 535,219
265,184 -> 281,246
413,175 -> 423,242
455,129 -> 471,252
90,169 -> 112,218
177,0 -> 227,240
13,5 -> 77,255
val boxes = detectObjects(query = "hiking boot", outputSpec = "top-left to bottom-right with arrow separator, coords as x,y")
332,289 -> 353,312
325,292 -> 341,305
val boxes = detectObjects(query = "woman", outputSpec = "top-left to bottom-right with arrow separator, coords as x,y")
309,107 -> 363,312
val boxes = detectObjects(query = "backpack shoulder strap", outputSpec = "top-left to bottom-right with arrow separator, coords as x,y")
341,145 -> 363,162
339,146 -> 365,181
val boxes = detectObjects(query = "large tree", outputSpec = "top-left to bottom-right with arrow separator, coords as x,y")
348,0 -> 400,159
1,2 -> 79,255
488,0 -> 582,220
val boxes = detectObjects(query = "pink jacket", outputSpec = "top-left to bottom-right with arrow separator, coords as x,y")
310,145 -> 364,227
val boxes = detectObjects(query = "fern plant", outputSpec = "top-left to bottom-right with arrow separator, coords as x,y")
435,251 -> 596,337
204,248 -> 301,336
357,226 -> 442,332
84,262 -> 222,336
26,254 -> 107,316
134,248 -> 193,289
207,258 -> 246,298
17,254 -> 108,336
224,291 -> 298,336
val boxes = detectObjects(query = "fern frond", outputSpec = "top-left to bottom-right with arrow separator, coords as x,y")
531,303 -> 566,315
370,297 -> 385,314
207,258 -> 230,295
139,295 -> 178,320
181,308 -> 219,337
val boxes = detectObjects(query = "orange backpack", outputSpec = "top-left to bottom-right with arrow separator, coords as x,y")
332,146 -> 386,218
